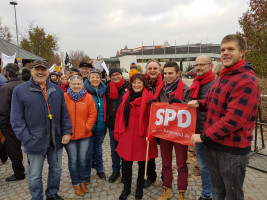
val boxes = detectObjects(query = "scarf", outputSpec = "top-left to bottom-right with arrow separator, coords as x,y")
67,87 -> 87,102
190,70 -> 215,98
154,78 -> 185,100
84,80 -> 106,97
109,77 -> 125,99
60,82 -> 69,93
115,88 -> 151,137
146,73 -> 163,94
219,59 -> 246,78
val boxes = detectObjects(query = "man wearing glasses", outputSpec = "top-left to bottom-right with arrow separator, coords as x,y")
105,68 -> 129,183
189,55 -> 215,200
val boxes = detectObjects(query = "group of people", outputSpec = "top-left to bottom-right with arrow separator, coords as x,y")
0,34 -> 260,200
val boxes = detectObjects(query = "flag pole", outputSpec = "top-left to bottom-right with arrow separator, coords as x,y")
144,140 -> 150,179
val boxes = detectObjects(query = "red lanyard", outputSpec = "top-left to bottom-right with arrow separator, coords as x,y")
41,86 -> 52,119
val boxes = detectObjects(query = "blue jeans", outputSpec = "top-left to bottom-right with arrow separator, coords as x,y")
109,128 -> 121,173
65,137 -> 90,186
85,131 -> 106,176
27,146 -> 63,200
205,147 -> 249,200
195,143 -> 213,199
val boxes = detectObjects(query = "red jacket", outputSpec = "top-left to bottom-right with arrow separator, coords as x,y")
64,92 -> 97,140
115,93 -> 158,161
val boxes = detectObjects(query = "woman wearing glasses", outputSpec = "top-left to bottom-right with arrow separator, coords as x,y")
64,75 -> 97,196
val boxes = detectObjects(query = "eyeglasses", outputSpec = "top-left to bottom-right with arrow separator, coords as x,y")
194,63 -> 211,67
111,73 -> 121,78
69,75 -> 82,80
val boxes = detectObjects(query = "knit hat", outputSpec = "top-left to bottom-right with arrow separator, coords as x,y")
49,72 -> 58,77
88,68 -> 102,78
109,68 -> 122,77
79,62 -> 93,68
130,62 -> 137,69
5,63 -> 20,77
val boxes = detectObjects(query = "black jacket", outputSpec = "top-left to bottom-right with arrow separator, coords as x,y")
0,77 -> 23,129
105,81 -> 129,129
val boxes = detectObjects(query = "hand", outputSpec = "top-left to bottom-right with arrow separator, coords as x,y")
61,134 -> 71,144
190,134 -> 202,145
169,97 -> 182,104
188,100 -> 199,108
148,99 -> 157,106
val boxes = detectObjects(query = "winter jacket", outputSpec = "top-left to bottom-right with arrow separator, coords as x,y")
199,63 -> 260,155
0,74 -> 7,88
64,92 -> 97,140
115,95 -> 158,161
10,78 -> 72,155
84,80 -> 107,132
0,77 -> 23,129
105,81 -> 129,129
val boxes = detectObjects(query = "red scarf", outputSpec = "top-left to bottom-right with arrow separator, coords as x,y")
219,59 -> 246,78
145,73 -> 163,89
114,88 -> 152,137
190,70 -> 215,98
60,82 -> 69,93
154,78 -> 185,100
109,77 -> 125,99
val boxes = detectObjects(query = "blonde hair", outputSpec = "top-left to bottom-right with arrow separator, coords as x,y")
60,74 -> 69,81
214,63 -> 224,78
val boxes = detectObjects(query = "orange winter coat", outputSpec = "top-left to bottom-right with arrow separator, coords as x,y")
64,92 -> 97,140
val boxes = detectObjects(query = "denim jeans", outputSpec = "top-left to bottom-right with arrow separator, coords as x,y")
205,147 -> 249,200
27,146 -> 63,200
195,143 -> 213,199
109,128 -> 121,173
65,137 -> 90,186
85,131 -> 106,176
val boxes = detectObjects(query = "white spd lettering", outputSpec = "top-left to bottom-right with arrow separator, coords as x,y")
155,109 -> 191,128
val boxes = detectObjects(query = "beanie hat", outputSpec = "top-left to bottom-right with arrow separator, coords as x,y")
130,62 -> 137,69
109,68 -> 122,77
79,62 -> 93,68
49,72 -> 58,77
88,68 -> 102,78
5,63 -> 20,77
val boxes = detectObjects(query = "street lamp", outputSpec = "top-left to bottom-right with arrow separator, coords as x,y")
10,1 -> 19,58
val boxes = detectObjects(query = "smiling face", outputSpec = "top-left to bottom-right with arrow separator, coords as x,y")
164,67 -> 180,84
132,78 -> 144,93
31,67 -> 49,87
110,72 -> 122,83
89,73 -> 101,88
80,67 -> 90,79
69,79 -> 83,94
221,41 -> 245,68
146,61 -> 161,81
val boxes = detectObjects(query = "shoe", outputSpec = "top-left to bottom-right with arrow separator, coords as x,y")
73,184 -> 84,196
144,179 -> 155,189
80,182 -> 89,193
97,172 -> 106,180
135,187 -> 143,200
108,172 -> 120,183
119,189 -> 131,200
178,190 -> 186,200
198,197 -> 212,200
84,176 -> 90,184
158,186 -> 173,200
6,174 -> 25,182
46,194 -> 64,200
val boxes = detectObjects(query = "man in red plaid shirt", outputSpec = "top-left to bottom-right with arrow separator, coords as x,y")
188,34 -> 260,200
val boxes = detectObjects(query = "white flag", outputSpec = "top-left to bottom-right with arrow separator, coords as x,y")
101,61 -> 109,75
49,64 -> 56,72
1,53 -> 16,68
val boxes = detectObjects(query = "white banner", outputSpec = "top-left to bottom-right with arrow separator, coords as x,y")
101,61 -> 109,75
49,64 -> 56,73
1,53 -> 16,68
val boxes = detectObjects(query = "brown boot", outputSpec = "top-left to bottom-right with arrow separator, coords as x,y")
158,186 -> 173,200
178,190 -> 186,200
73,184 -> 84,196
81,182 -> 89,193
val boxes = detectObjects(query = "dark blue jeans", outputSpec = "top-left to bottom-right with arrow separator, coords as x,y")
85,131 -> 106,176
109,128 -> 121,173
205,147 -> 249,200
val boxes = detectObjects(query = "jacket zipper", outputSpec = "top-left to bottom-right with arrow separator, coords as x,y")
74,101 -> 76,138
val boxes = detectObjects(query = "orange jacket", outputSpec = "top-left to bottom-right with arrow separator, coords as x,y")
64,92 -> 97,140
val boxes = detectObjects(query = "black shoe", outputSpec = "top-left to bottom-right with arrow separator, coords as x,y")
135,187 -> 143,200
46,194 -> 64,200
143,179 -> 154,189
108,172 -> 120,183
6,174 -> 25,182
119,189 -> 131,200
84,176 -> 91,184
97,172 -> 106,180
198,197 -> 212,200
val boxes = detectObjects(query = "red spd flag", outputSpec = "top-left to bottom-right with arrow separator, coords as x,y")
148,102 -> 197,146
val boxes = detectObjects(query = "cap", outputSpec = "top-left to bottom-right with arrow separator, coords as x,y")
79,62 -> 93,68
32,60 -> 49,69
88,68 -> 102,78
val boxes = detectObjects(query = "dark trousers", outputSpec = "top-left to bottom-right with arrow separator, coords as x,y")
205,147 -> 249,200
2,126 -> 25,178
0,138 -> 8,162
122,159 -> 145,191
146,158 -> 157,182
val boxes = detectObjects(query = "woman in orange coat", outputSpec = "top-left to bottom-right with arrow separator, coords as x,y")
64,75 -> 97,196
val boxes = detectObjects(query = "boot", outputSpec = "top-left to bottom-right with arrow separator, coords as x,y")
119,189 -> 131,200
80,182 -> 89,193
135,187 -> 143,200
157,186 -> 173,200
73,184 -> 84,196
178,190 -> 186,200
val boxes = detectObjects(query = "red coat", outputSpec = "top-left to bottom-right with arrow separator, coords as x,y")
115,95 -> 158,161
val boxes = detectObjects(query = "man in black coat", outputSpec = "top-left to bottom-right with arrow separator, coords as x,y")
0,63 -> 25,181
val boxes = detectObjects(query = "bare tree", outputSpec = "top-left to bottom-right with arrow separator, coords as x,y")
0,17 -> 12,42
69,50 -> 90,69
